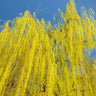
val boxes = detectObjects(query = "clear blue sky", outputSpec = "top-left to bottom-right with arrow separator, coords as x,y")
0,0 -> 96,58
0,0 -> 96,21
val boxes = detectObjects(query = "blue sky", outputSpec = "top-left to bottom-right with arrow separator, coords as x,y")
0,0 -> 96,22
0,0 -> 96,58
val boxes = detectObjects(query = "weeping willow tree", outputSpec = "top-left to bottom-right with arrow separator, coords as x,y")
0,0 -> 96,96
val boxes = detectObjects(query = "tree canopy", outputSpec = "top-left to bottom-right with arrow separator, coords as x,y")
0,0 -> 96,96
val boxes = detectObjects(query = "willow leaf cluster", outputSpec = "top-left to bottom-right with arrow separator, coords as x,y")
0,0 -> 96,96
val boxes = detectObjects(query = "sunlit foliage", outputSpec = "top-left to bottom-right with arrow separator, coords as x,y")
0,0 -> 96,96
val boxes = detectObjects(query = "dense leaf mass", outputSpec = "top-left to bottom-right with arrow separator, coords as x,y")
0,0 -> 96,96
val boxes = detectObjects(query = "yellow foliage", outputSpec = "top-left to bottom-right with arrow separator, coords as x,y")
0,0 -> 96,96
